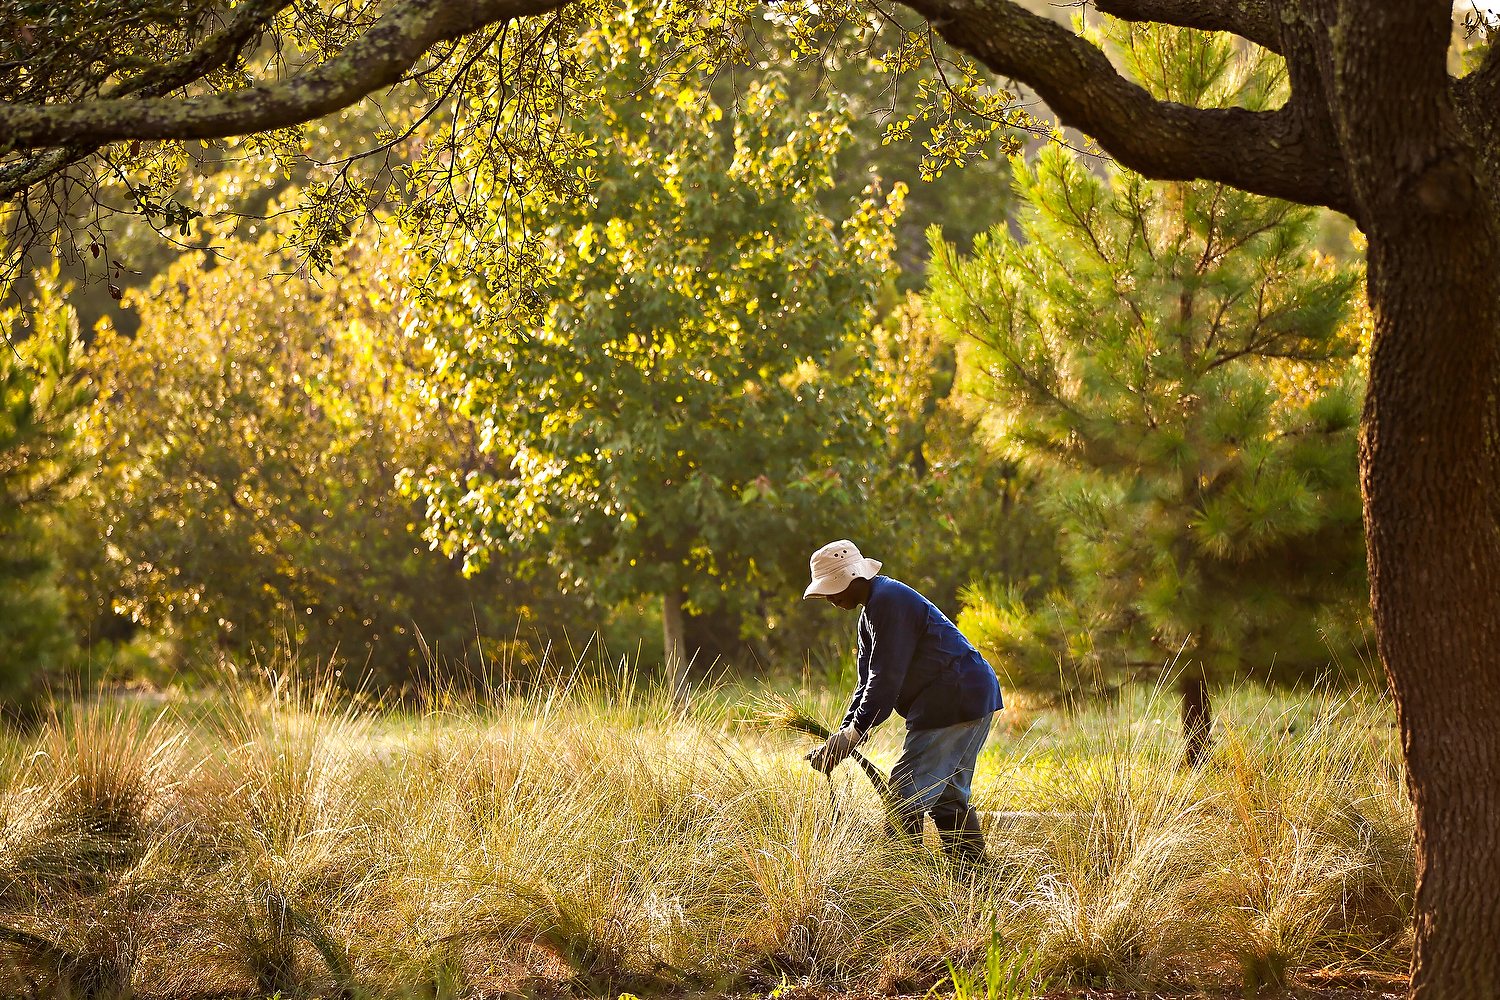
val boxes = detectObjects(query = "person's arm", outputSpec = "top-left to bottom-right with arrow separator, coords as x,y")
845,591 -> 921,735
838,612 -> 873,730
808,615 -> 874,775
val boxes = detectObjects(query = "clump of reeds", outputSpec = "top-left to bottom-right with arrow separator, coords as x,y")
1015,712 -> 1220,987
1211,693 -> 1414,989
752,693 -> 895,809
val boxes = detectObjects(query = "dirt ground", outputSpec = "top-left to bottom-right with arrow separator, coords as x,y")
686,968 -> 1411,1000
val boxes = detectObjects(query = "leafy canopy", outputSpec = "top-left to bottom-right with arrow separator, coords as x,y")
2,0 -> 1032,311
409,43 -> 904,617
76,231 -> 585,682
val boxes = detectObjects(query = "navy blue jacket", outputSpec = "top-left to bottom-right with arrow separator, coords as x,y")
839,576 -> 1002,733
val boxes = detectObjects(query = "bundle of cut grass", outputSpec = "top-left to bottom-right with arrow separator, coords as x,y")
753,695 -> 895,811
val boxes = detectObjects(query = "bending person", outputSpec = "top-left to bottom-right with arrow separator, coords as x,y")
803,540 -> 1002,863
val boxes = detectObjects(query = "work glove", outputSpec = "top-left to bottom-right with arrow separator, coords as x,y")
807,725 -> 864,775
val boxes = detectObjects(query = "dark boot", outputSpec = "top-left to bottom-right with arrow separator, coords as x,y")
957,806 -> 986,862
934,805 -> 987,865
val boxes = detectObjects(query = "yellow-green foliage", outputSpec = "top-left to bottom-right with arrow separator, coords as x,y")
0,678 -> 1411,996
1,265 -> 94,706
74,231 -> 591,686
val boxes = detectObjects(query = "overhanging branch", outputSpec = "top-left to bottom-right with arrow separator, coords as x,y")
0,0 -> 570,150
903,0 -> 1352,214
102,0 -> 298,100
0,146 -> 97,202
1093,0 -> 1282,53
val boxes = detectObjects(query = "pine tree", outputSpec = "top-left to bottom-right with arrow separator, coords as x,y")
934,146 -> 1367,760
928,28 -> 1368,761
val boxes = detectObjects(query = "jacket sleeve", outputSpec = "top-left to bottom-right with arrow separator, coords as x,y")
845,592 -> 922,734
839,612 -> 873,730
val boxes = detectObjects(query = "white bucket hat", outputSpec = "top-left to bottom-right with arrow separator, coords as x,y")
803,540 -> 882,599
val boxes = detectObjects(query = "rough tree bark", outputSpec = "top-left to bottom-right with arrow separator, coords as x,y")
1311,6 -> 1500,994
1179,674 -> 1212,770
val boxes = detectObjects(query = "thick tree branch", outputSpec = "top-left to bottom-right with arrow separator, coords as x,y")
0,1 -> 293,201
0,0 -> 568,150
102,0 -> 298,100
904,0 -> 1353,214
0,146 -> 97,201
1093,0 -> 1283,52
1454,41 -> 1500,194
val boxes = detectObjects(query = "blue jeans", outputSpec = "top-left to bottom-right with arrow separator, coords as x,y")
889,711 -> 993,837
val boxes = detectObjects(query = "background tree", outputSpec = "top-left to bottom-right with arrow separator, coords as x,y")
75,231 -> 588,687
868,292 -> 1063,614
0,267 -> 92,710
753,290 -> 1066,676
411,68 -> 901,694
932,111 -> 1367,760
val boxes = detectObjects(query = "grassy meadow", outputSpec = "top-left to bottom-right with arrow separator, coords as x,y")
0,650 -> 1413,999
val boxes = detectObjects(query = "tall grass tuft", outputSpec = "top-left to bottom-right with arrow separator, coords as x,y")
7,700 -> 180,893
0,698 -> 182,995
1015,712 -> 1219,987
192,669 -> 376,997
974,684 -> 1413,991
1214,694 -> 1414,989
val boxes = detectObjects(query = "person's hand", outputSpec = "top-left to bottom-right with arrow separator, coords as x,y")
807,725 -> 864,775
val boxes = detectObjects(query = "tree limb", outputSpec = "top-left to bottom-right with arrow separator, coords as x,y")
0,4 -> 294,202
102,0 -> 298,100
1092,0 -> 1283,53
0,1 -> 292,198
0,146 -> 97,201
903,0 -> 1353,214
0,0 -> 568,150
1453,37 -> 1500,192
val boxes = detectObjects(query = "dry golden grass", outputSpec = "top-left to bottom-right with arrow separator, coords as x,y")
0,668 -> 1412,998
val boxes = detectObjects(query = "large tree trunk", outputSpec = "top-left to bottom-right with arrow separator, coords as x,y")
1321,5 -> 1500,994
1364,230 -> 1500,994
1179,674 -> 1211,770
662,590 -> 688,704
